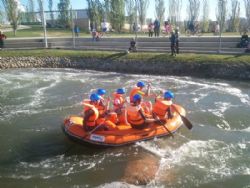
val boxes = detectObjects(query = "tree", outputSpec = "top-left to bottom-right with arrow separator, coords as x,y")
109,0 -> 125,32
0,0 -> 22,36
216,0 -> 227,32
57,0 -> 70,28
245,0 -> 250,30
24,0 -> 35,23
228,0 -> 240,32
155,0 -> 165,24
103,0 -> 111,20
168,0 -> 182,26
0,8 -> 4,24
126,0 -> 136,32
48,0 -> 54,24
86,0 -> 101,30
201,0 -> 209,32
137,0 -> 149,27
37,0 -> 43,23
187,0 -> 200,22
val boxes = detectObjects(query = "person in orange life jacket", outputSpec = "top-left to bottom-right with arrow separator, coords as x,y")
113,88 -> 126,112
96,88 -> 110,118
129,81 -> 149,102
83,93 -> 117,131
152,91 -> 174,122
83,93 -> 101,132
95,88 -> 118,126
129,81 -> 156,114
126,94 -> 158,129
112,88 -> 129,125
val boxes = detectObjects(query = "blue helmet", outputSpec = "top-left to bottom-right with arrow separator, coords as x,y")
137,81 -> 145,88
133,94 -> 142,102
164,91 -> 174,99
117,88 -> 126,94
97,88 -> 106,95
90,93 -> 101,101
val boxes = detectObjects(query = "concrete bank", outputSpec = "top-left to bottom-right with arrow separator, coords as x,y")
0,56 -> 250,80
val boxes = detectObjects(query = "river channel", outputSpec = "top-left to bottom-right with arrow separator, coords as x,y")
0,68 -> 249,188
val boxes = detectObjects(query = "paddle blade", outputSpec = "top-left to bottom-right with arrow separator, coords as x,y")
172,104 -> 193,130
180,115 -> 193,130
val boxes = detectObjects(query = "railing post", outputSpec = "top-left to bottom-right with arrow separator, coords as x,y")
42,0 -> 48,48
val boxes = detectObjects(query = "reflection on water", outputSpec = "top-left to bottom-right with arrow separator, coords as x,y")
0,68 -> 250,188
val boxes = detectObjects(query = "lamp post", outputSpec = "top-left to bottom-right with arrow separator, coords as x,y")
218,0 -> 224,53
71,6 -> 75,48
42,0 -> 48,48
135,0 -> 138,42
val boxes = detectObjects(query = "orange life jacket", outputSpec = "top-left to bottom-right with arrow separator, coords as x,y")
126,104 -> 145,126
96,101 -> 106,116
152,98 -> 172,119
83,101 -> 99,127
113,93 -> 125,110
129,87 -> 145,102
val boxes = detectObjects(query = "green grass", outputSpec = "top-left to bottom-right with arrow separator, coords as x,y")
0,49 -> 249,64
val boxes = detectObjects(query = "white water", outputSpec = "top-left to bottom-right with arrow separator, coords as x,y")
0,68 -> 250,188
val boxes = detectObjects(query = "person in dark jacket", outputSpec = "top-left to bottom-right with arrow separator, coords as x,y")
169,31 -> 176,56
175,28 -> 180,54
239,32 -> 249,48
154,19 -> 160,37
128,38 -> 137,52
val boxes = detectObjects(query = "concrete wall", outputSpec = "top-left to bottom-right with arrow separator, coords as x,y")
3,36 -> 246,54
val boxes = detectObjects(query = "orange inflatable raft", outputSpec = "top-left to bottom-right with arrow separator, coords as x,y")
62,104 -> 186,147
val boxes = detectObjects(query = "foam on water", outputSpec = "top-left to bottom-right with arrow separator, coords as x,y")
29,76 -> 62,107
1,150 -> 128,180
0,102 -> 80,121
154,139 -> 250,186
98,182 -> 140,188
2,154 -> 99,180
167,76 -> 250,106
241,127 -> 250,132
135,137 -> 250,186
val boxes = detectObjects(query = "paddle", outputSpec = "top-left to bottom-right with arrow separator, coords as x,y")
152,112 -> 174,138
82,121 -> 105,139
149,86 -> 193,130
171,104 -> 193,130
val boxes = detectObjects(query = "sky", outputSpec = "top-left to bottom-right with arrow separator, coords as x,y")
19,0 -> 247,21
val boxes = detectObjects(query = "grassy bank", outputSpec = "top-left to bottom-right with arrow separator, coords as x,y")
0,49 -> 249,64
3,25 -> 242,38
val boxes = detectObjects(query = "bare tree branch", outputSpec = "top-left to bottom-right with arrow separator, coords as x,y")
216,0 -> 227,32
137,0 -> 149,26
245,0 -> 250,30
155,0 -> 165,24
187,0 -> 200,22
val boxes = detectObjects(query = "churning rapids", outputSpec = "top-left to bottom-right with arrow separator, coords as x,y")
0,68 -> 250,188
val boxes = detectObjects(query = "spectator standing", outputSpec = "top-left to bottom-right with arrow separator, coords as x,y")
0,31 -> 7,49
164,21 -> 172,36
214,22 -> 220,35
175,28 -> 180,54
148,22 -> 154,37
101,20 -> 108,35
154,19 -> 160,37
74,25 -> 80,37
133,22 -> 137,33
169,31 -> 176,56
